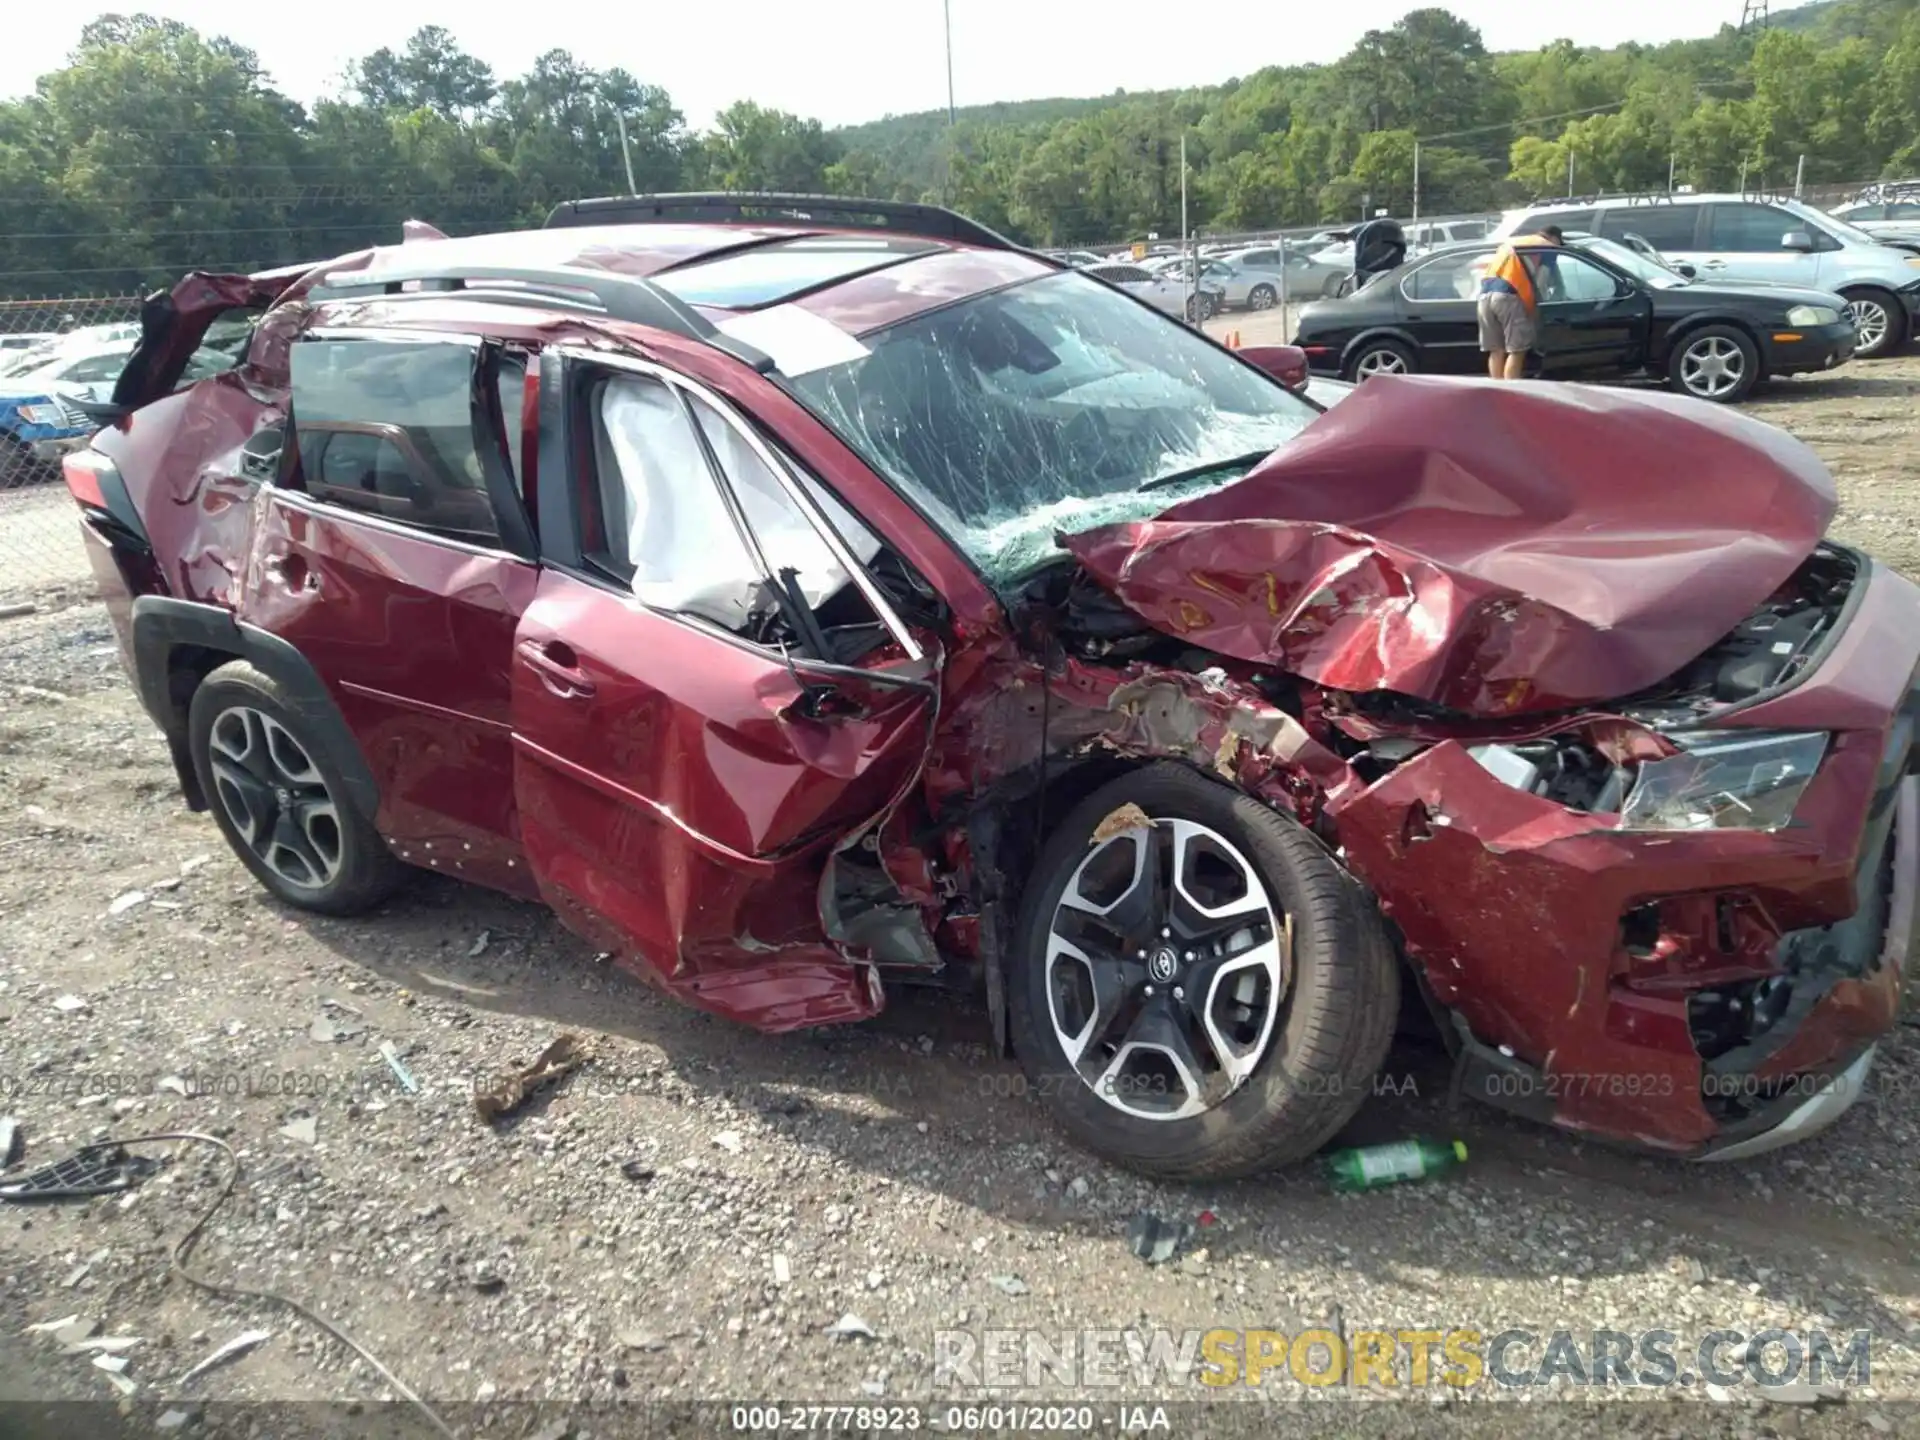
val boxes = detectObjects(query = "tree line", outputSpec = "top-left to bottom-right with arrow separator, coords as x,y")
1,2 -> 1916,298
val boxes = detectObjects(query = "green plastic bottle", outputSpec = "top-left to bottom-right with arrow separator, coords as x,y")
1325,1137 -> 1468,1192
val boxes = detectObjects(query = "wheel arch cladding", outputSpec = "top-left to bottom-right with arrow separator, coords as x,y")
129,596 -> 381,822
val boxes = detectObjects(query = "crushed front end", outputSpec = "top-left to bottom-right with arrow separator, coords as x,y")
1325,542 -> 1916,1156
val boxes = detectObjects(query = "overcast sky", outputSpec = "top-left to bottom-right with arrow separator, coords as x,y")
8,2 -> 1757,128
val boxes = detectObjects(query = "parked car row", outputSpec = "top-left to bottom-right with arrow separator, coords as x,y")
1493,193 -> 1920,359
1,324 -> 246,486
1294,231 -> 1857,403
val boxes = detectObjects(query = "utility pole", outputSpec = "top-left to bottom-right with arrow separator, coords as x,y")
1181,133 -> 1193,324
1412,140 -> 1420,221
944,0 -> 957,127
614,109 -> 637,195
1567,148 -> 1575,198
1793,152 -> 1805,200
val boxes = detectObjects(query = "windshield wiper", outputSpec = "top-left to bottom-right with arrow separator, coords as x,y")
1138,448 -> 1273,493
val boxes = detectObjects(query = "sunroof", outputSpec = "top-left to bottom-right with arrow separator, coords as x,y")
652,235 -> 939,310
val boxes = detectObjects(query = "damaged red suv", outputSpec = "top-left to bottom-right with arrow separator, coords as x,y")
68,194 -> 1916,1179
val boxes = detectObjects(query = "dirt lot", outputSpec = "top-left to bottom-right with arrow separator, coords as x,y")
2,353 -> 1919,1437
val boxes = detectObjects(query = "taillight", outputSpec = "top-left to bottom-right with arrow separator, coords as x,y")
63,449 -> 150,552
61,449 -> 109,509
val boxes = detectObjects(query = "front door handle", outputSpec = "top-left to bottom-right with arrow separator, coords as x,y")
517,639 -> 597,700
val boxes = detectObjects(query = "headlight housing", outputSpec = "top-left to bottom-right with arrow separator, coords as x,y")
1785,304 -> 1840,327
15,402 -> 62,425
1619,730 -> 1828,832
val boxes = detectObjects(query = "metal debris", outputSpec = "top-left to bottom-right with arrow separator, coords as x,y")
99,1368 -> 137,1397
379,1041 -> 421,1094
988,1274 -> 1029,1296
107,890 -> 148,916
472,1035 -> 585,1122
825,1314 -> 877,1342
179,1329 -> 270,1386
157,1076 -> 190,1097
467,930 -> 490,958
278,1116 -> 317,1146
1,1145 -> 157,1202
0,1116 -> 21,1168
51,1317 -> 99,1346
24,1314 -> 82,1334
52,994 -> 88,1013
1126,1210 -> 1195,1266
67,1335 -> 142,1355
713,1130 -> 744,1154
617,1329 -> 668,1352
92,1354 -> 129,1374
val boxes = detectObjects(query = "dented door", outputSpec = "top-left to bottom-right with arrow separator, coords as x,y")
510,573 -> 937,1029
510,349 -> 940,1031
238,332 -> 540,895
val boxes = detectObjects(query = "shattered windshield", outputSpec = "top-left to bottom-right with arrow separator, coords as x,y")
784,270 -> 1316,583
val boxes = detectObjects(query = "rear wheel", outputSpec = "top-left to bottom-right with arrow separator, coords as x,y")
1841,288 -> 1907,359
1186,292 -> 1218,323
1346,338 -> 1416,382
1007,765 -> 1400,1181
1668,324 -> 1759,404
188,661 -> 405,915
1248,284 -> 1277,311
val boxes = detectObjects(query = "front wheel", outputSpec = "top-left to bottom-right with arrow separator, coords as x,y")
1841,289 -> 1908,359
1185,293 -> 1217,323
1247,284 -> 1277,311
1667,324 -> 1759,404
1006,764 -> 1400,1181
188,661 -> 406,915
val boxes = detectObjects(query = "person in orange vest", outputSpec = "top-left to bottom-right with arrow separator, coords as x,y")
1476,225 -> 1565,381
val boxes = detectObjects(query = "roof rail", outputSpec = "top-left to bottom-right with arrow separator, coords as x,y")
305,261 -> 775,372
543,190 -> 1022,252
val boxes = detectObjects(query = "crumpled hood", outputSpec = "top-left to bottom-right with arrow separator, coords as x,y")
1062,376 -> 1837,717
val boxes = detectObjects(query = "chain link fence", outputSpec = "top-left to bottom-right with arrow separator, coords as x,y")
0,296 -> 145,603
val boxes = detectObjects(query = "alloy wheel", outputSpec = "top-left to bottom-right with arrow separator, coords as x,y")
1679,335 -> 1747,400
1354,348 -> 1407,379
1249,287 -> 1276,311
1044,819 -> 1288,1121
1847,297 -> 1891,355
206,705 -> 343,890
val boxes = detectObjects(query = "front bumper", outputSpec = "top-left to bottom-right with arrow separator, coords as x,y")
1764,319 -> 1856,375
1334,554 -> 1920,1157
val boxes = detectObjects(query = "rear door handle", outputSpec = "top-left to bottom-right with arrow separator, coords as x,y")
516,639 -> 597,699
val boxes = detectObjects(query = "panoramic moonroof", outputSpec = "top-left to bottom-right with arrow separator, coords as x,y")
652,235 -> 940,310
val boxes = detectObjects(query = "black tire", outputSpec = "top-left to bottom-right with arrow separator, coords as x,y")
1006,764 -> 1400,1181
1665,323 -> 1760,404
1839,287 -> 1908,359
187,660 -> 405,915
1247,284 -> 1277,312
1344,337 -> 1416,382
1185,293 -> 1216,324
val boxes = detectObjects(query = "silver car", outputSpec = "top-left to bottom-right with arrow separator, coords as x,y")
1495,194 -> 1920,358
1220,244 -> 1350,304
1083,262 -> 1224,322
1828,191 -> 1920,250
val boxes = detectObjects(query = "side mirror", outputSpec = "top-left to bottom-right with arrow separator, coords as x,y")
1238,344 -> 1310,390
1675,262 -> 1698,278
1782,230 -> 1815,252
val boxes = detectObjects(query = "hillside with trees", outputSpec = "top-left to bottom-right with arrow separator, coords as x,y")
0,1 -> 1916,296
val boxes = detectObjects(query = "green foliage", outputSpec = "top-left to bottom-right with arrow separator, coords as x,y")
0,3 -> 1913,297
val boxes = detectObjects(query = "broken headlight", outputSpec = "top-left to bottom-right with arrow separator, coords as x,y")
1618,731 -> 1828,832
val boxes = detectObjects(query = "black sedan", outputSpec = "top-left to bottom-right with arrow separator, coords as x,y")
1293,235 -> 1857,403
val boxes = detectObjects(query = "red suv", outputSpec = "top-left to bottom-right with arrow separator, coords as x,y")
68,194 -> 1916,1179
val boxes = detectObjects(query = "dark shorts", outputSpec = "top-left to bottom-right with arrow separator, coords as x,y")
1478,291 -> 1535,352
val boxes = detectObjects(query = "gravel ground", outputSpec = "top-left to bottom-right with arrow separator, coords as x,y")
2,355 -> 1919,1438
